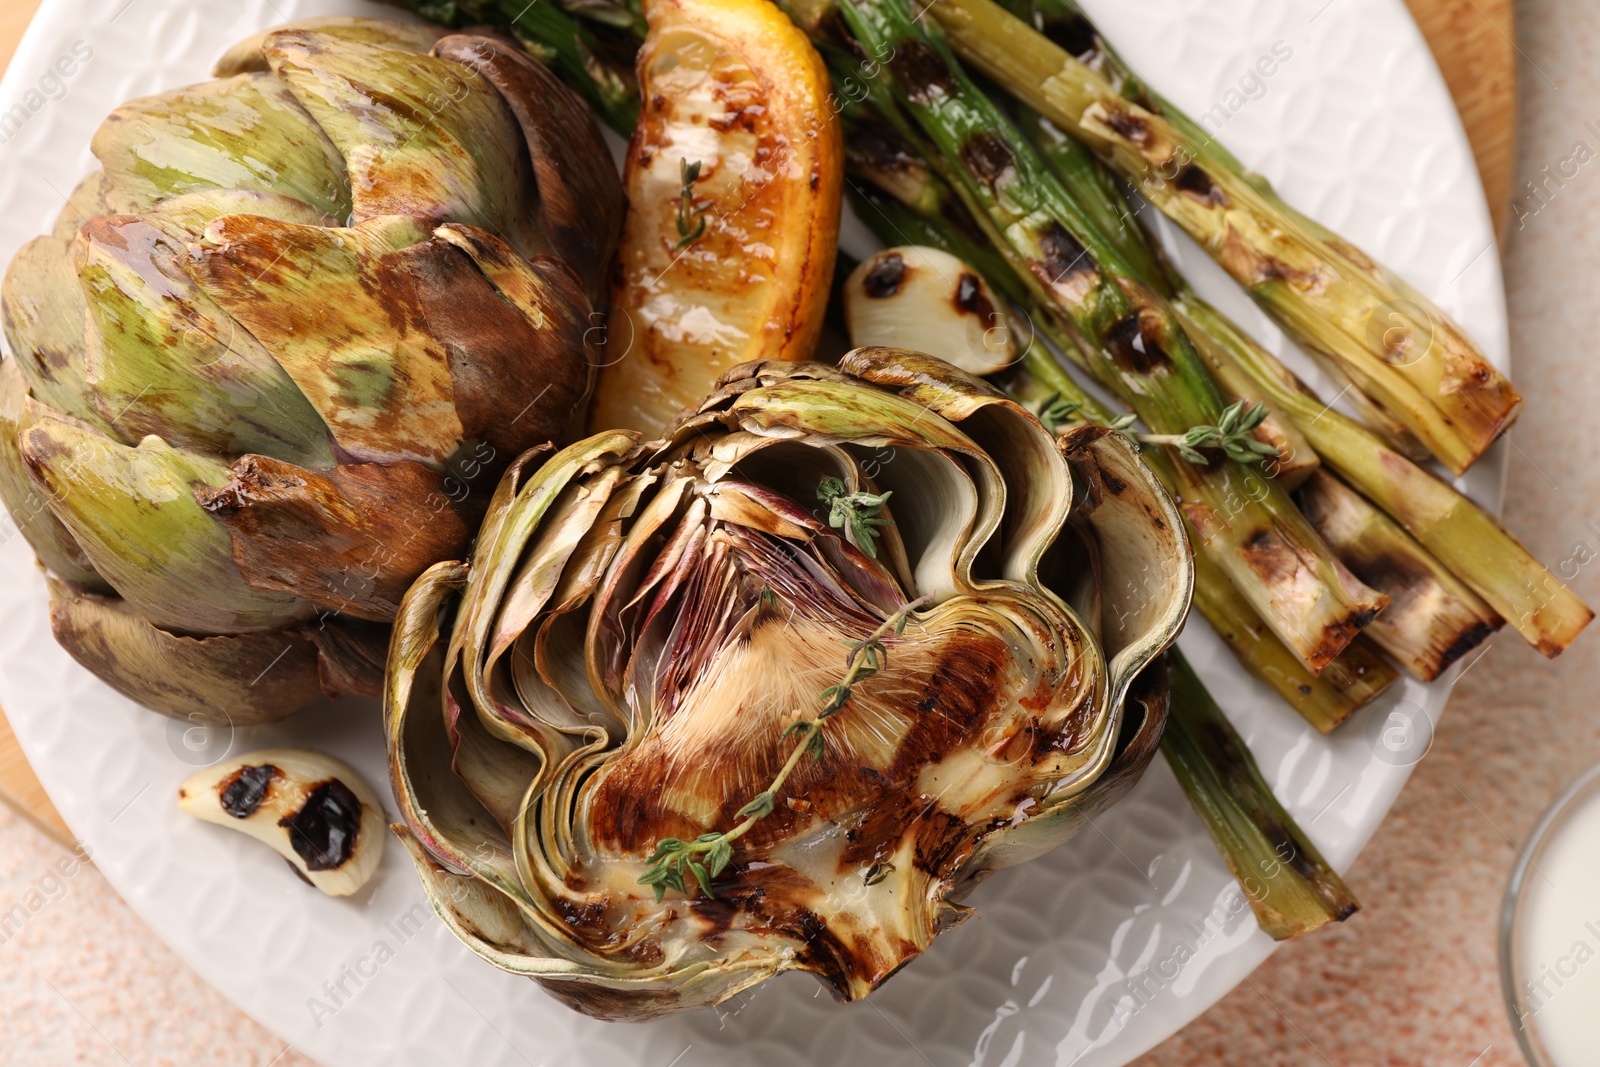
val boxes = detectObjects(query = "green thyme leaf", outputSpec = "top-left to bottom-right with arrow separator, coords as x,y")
736,791 -> 776,820
673,158 -> 709,250
817,477 -> 894,559
637,598 -> 926,901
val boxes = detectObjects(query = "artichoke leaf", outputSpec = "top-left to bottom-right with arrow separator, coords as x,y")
394,826 -> 728,1021
728,377 -> 981,453
387,560 -> 549,912
195,454 -> 476,623
509,473 -> 656,743
446,671 -> 560,835
193,215 -> 590,467
393,825 -> 562,967
1057,425 -> 1194,701
1,236 -> 109,430
840,347 -> 1073,587
488,463 -> 631,671
20,416 -> 314,634
262,24 -> 539,255
970,429 -> 1191,872
452,434 -> 638,659
676,432 -> 918,601
145,188 -> 338,235
51,171 -> 111,241
0,360 -> 107,589
432,35 -> 623,303
91,72 -> 350,221
47,580 -> 324,724
213,17 -> 444,76
75,214 -> 335,467
302,615 -> 390,699
723,376 -> 992,599
429,225 -> 599,455
187,213 -> 459,465
969,656 -> 1171,878
451,433 -> 641,748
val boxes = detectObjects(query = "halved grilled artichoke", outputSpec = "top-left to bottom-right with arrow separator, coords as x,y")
0,19 -> 622,722
386,348 -> 1191,1019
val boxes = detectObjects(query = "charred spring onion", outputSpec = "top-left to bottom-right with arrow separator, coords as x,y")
1181,297 -> 1593,656
928,0 -> 1522,476
1162,649 -> 1360,939
829,0 -> 1387,675
846,109 -> 1398,728
1008,79 -> 1552,672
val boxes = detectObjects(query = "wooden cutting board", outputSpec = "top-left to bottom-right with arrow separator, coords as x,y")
0,0 -> 1517,849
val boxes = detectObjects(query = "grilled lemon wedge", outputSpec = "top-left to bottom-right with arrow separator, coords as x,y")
589,0 -> 843,437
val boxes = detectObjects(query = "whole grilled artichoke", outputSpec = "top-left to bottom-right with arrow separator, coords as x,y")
0,18 -> 621,723
386,349 -> 1191,1019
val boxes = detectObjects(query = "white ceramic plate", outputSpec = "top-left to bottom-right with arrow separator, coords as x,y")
0,0 -> 1507,1064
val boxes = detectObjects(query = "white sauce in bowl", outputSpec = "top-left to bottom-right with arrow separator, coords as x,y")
1504,764 -> 1600,1067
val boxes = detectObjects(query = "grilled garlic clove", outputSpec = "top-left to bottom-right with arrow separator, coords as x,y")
178,748 -> 385,896
843,246 -> 1017,375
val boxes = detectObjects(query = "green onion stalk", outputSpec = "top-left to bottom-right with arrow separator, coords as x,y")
924,0 -> 1522,477
845,91 -> 1398,729
1293,469 -> 1503,681
1180,297 -> 1592,656
1161,649 -> 1360,939
1018,110 -> 1319,489
828,0 -> 1388,676
995,0 -> 1429,460
1011,90 -> 1533,677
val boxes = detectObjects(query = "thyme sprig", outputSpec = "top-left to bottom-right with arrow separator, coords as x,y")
817,476 -> 893,559
1138,400 -> 1279,466
673,157 -> 708,250
1038,393 -> 1136,439
1038,394 -> 1277,467
637,596 -> 931,902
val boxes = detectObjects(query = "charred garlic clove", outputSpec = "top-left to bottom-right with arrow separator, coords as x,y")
844,246 -> 1017,375
178,748 -> 385,896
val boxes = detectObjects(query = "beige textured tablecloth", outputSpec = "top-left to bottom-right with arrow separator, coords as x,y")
2,0 -> 1596,1063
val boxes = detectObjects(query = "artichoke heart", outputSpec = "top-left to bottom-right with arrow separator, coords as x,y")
0,16 -> 622,723
387,349 -> 1191,1019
